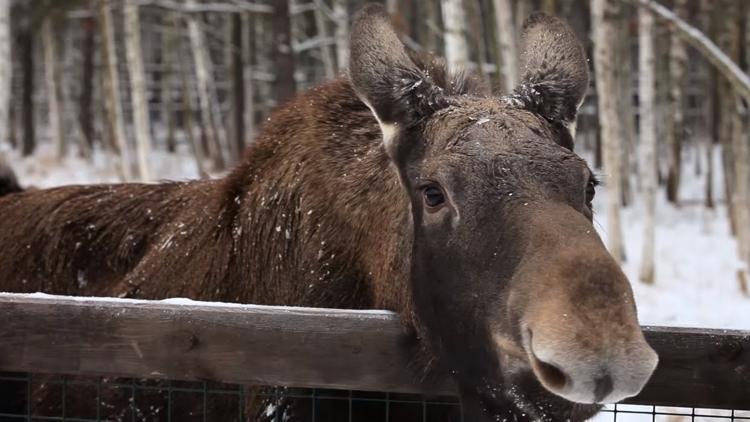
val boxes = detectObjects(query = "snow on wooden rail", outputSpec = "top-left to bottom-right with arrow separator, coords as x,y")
0,292 -> 748,410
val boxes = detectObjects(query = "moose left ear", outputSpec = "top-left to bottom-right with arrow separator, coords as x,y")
506,13 -> 589,126
349,4 -> 449,160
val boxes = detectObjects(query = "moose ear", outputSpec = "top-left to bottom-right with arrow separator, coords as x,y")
349,4 -> 448,158
507,13 -> 589,126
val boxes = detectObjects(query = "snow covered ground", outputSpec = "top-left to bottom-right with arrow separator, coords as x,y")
591,149 -> 749,331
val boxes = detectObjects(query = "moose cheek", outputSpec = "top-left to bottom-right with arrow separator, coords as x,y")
422,206 -> 458,229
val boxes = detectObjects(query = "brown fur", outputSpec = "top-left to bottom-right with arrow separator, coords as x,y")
0,81 -> 404,310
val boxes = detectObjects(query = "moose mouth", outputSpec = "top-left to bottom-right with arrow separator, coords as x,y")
471,370 -> 602,422
521,327 -> 620,405
482,330 -> 603,421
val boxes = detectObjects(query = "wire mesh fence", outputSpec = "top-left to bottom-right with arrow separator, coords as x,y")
2,372 -> 749,422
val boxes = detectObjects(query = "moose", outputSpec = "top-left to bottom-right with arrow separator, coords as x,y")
0,5 -> 657,421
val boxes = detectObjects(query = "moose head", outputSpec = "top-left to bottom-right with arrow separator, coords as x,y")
350,5 -> 657,420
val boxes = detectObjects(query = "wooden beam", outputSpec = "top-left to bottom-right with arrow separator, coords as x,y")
0,293 -> 748,410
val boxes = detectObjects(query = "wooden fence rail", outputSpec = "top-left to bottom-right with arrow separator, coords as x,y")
0,293 -> 748,410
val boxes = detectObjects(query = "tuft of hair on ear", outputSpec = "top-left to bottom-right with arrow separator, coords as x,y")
349,4 -> 488,160
349,4 -> 450,127
505,13 -> 589,126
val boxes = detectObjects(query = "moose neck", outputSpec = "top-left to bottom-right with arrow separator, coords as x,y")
220,79 -> 416,316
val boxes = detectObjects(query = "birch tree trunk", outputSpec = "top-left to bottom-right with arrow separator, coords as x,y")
79,13 -> 96,152
386,0 -> 398,14
716,0 -> 738,235
179,31 -> 207,178
419,0 -> 440,54
313,0 -> 335,79
542,0 -> 556,14
42,17 -> 64,160
700,0 -> 714,209
592,0 -> 625,263
124,0 -> 152,181
515,0 -> 528,41
735,3 -> 750,267
493,0 -> 518,93
731,100 -> 749,266
186,0 -> 227,170
441,0 -> 469,71
161,14 -> 177,153
100,0 -> 133,180
665,0 -> 688,204
272,0 -> 296,104
242,13 -> 255,145
635,0 -> 750,106
333,0 -> 349,72
229,13 -> 245,159
638,6 -> 657,284
20,15 -> 34,156
616,6 -> 636,205
0,1 -> 11,147
62,17 -> 90,159
468,0 -> 491,87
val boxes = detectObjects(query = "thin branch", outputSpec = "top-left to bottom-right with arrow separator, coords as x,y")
137,0 -> 273,14
630,0 -> 750,103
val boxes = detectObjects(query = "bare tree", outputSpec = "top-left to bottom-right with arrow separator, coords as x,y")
242,12 -> 255,145
715,0 -> 739,236
272,0 -> 296,104
664,0 -> 688,203
493,0 -> 518,93
313,0 -> 335,79
161,14 -> 177,153
593,0 -> 625,263
638,5 -> 657,284
100,0 -> 133,180
616,5 -> 636,206
635,0 -> 750,103
178,24 -> 207,178
333,0 -> 349,72
125,0 -> 152,180
229,13 -> 245,158
700,0 -> 714,209
186,0 -> 228,170
442,0 -> 469,70
42,15 -> 64,160
0,0 -> 10,148
386,0 -> 398,14
61,14 -> 90,159
19,4 -> 35,156
467,0 -> 490,86
79,11 -> 96,152
542,0 -> 556,14
735,2 -> 750,267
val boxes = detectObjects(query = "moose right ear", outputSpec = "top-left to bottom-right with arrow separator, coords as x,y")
506,13 -> 589,128
349,4 -> 447,159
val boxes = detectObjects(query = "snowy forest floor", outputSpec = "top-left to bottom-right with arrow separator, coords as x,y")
591,146 -> 749,331
4,142 -> 749,331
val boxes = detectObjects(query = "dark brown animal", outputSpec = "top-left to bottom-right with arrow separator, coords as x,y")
0,6 -> 657,421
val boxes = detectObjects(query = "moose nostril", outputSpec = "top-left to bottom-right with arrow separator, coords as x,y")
593,373 -> 614,403
534,357 -> 569,391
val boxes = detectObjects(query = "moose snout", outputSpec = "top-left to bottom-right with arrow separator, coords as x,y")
504,204 -> 659,405
522,325 -> 658,404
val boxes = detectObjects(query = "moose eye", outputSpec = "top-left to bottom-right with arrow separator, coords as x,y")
422,185 -> 446,210
585,177 -> 599,206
